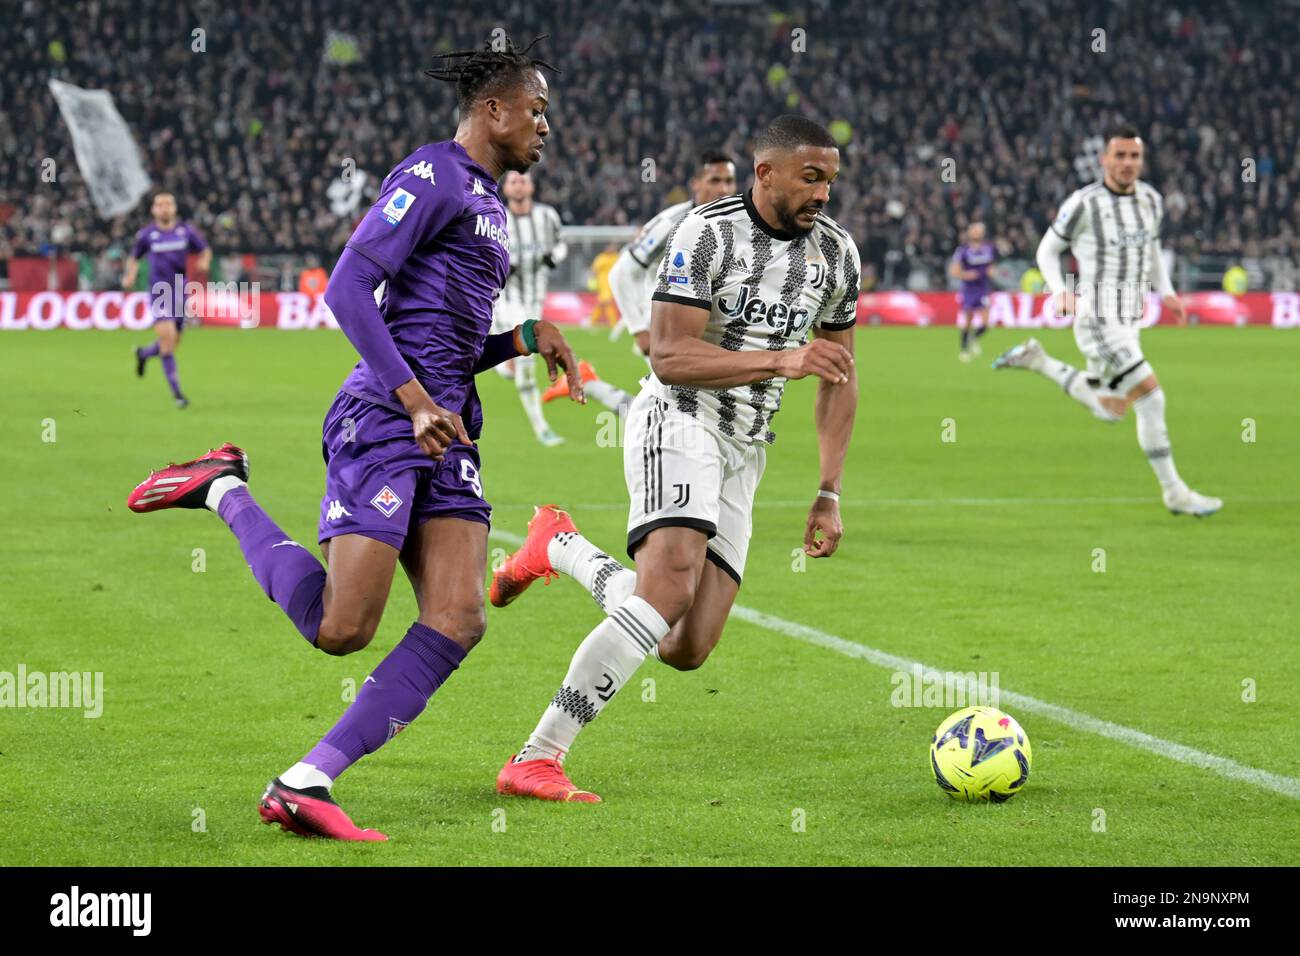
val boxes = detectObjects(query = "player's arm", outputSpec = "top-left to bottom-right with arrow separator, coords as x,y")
608,250 -> 652,354
650,300 -> 852,388
121,256 -> 139,290
1148,236 -> 1184,325
1035,227 -> 1073,316
541,206 -> 568,268
473,321 -> 585,402
188,226 -> 212,274
804,246 -> 862,558
805,324 -> 856,558
948,253 -> 976,283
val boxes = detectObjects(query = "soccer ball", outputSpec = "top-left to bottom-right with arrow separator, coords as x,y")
930,706 -> 1032,802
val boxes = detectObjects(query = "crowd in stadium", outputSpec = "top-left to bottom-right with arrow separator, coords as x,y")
2,0 -> 1296,289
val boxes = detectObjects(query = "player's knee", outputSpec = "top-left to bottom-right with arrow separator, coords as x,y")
425,605 -> 487,650
316,618 -> 378,656
661,644 -> 710,671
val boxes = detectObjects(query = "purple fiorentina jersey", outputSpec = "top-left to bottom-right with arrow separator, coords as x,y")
130,221 -> 207,287
339,140 -> 510,438
953,242 -> 996,293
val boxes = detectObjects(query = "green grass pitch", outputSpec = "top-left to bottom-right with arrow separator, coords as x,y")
1,323 -> 1297,866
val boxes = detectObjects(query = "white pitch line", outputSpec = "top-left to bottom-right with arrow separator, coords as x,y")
490,528 -> 1300,802
491,494 -> 1298,511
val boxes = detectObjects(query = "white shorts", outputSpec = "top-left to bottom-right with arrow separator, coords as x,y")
490,299 -> 537,335
1073,314 -> 1152,393
622,389 -> 766,585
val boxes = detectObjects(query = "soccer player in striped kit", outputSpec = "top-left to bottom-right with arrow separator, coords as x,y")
993,125 -> 1221,516
490,116 -> 861,802
123,192 -> 210,407
491,170 -> 568,446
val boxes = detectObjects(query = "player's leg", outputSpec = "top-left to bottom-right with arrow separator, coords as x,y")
654,438 -> 759,670
154,318 -> 187,405
542,360 -> 633,417
969,305 -> 988,354
514,352 -> 563,445
1123,371 -> 1222,515
653,560 -> 737,669
958,308 -> 971,358
276,519 -> 485,790
497,394 -> 721,799
992,325 -> 1124,423
263,448 -> 492,839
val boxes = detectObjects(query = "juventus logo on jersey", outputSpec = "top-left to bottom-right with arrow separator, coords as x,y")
672,483 -> 691,508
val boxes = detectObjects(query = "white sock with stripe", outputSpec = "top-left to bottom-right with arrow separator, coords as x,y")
515,595 -> 669,763
514,357 -> 551,437
584,379 -> 634,417
548,531 -> 637,613
1133,387 -> 1182,489
1036,355 -> 1122,422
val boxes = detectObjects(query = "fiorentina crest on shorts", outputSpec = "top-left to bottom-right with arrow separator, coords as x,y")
370,485 -> 403,517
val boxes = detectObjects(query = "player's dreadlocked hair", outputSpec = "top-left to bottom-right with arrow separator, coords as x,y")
425,34 -> 559,114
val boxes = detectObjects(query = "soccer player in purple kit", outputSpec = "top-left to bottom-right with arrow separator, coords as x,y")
125,36 -> 585,841
123,191 -> 210,407
949,221 -> 996,362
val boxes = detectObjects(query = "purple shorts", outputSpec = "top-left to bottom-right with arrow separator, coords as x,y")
959,289 -> 990,311
317,391 -> 490,551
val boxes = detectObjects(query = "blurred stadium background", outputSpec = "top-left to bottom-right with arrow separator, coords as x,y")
2,0 -> 1297,318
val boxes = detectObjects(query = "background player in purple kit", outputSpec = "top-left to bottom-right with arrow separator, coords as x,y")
123,192 -> 210,407
949,221 -> 996,362
125,35 -> 585,841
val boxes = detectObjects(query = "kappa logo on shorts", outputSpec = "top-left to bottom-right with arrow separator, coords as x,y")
369,485 -> 404,518
325,500 -> 352,522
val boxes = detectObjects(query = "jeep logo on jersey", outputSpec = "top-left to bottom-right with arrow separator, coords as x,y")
475,214 -> 509,251
403,161 -> 437,184
718,285 -> 810,337
1109,229 -> 1150,249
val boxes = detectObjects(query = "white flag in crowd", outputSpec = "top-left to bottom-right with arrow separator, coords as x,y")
48,79 -> 152,219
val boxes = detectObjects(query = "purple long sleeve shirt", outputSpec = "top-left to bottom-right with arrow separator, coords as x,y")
324,140 -> 511,439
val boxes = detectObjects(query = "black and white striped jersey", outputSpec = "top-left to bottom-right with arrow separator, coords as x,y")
1050,180 -> 1164,323
502,202 -> 566,311
647,189 -> 861,445
627,199 -> 694,269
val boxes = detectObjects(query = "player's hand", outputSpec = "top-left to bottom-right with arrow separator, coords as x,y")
532,320 -> 586,404
395,380 -> 472,460
1162,294 -> 1186,326
542,253 -> 557,270
804,495 -> 843,558
1055,290 -> 1077,318
779,338 -> 854,384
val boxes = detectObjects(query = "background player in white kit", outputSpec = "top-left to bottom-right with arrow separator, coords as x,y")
542,149 -> 740,419
492,170 -> 568,446
490,116 -> 860,802
993,125 -> 1221,517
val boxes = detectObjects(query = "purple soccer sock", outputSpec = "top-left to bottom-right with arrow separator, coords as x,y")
301,623 -> 468,780
161,353 -> 183,398
139,342 -> 161,361
217,486 -> 327,643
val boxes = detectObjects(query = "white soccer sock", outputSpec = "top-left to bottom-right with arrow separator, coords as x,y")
279,761 -> 334,792
205,474 -> 247,512
1133,387 -> 1182,489
584,379 -> 634,418
514,357 -> 550,436
516,595 -> 669,763
548,531 -> 637,613
1036,357 -> 1122,422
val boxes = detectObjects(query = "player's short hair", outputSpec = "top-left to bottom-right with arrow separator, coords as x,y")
1104,123 -> 1142,146
696,149 -> 735,170
754,115 -> 837,155
425,34 -> 558,113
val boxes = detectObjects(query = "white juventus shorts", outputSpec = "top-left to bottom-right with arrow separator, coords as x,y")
1073,314 -> 1153,394
622,389 -> 766,585
490,299 -> 537,335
